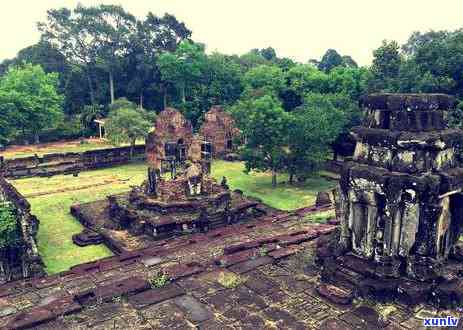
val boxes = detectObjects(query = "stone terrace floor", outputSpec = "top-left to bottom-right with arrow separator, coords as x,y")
0,206 -> 461,329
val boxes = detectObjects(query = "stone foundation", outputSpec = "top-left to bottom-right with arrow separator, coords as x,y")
0,177 -> 44,283
1,145 -> 146,179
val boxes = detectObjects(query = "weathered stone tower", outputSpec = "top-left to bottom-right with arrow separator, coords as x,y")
337,93 -> 463,281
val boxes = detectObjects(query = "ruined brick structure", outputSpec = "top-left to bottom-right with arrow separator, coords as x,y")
321,93 -> 463,306
0,177 -> 44,283
146,107 -> 194,171
199,105 -> 240,157
102,107 -> 264,242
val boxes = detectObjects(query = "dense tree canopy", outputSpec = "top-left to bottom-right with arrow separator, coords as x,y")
285,93 -> 347,182
0,63 -> 63,143
5,4 -> 463,184
231,95 -> 291,187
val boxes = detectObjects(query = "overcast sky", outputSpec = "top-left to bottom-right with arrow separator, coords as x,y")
1,0 -> 463,66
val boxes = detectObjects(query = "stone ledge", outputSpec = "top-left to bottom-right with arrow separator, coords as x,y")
361,93 -> 457,111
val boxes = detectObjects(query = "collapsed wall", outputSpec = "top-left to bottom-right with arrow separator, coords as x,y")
0,177 -> 44,283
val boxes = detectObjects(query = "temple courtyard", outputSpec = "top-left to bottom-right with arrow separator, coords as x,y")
9,160 -> 335,274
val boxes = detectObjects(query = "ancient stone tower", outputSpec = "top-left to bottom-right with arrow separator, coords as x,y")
337,93 -> 463,281
199,106 -> 240,157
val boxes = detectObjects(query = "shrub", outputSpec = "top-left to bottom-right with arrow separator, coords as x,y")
38,116 -> 86,143
0,201 -> 20,250
149,272 -> 170,288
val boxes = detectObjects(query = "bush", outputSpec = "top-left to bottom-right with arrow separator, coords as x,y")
0,201 -> 20,250
38,116 -> 88,143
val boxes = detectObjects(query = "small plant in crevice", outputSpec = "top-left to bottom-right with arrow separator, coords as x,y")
111,295 -> 122,304
217,271 -> 247,289
149,271 -> 171,288
258,247 -> 268,257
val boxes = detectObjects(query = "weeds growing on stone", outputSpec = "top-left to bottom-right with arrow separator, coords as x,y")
217,271 -> 246,288
149,272 -> 170,288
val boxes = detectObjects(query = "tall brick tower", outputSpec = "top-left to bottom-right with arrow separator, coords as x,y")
336,93 -> 463,282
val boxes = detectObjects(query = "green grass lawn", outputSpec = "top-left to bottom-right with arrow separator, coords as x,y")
10,160 -> 335,274
212,160 -> 336,210
11,162 -> 148,274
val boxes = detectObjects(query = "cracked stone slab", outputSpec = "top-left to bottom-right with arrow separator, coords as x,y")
174,295 -> 213,323
227,256 -> 273,274
129,284 -> 185,308
141,256 -> 163,267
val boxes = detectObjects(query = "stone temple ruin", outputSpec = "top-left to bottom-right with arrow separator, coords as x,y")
199,105 -> 240,157
81,107 -> 265,246
320,93 -> 463,307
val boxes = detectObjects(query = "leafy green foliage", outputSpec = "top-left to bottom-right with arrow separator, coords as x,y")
108,97 -> 136,112
449,101 -> 463,129
0,63 -> 64,143
368,40 -> 402,92
285,93 -> 347,181
149,272 -> 170,288
158,41 -> 207,104
105,107 -> 153,154
231,94 -> 290,187
243,65 -> 285,95
0,201 -> 20,250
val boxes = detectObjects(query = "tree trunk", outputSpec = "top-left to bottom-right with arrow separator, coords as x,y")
139,91 -> 143,109
333,151 -> 338,161
180,85 -> 186,103
271,170 -> 277,188
34,132 -> 40,144
109,70 -> 115,104
289,172 -> 294,185
130,138 -> 136,159
163,86 -> 167,110
85,66 -> 96,105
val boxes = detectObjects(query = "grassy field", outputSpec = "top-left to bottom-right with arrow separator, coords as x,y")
212,160 -> 336,210
11,162 -> 148,274
10,160 -> 335,274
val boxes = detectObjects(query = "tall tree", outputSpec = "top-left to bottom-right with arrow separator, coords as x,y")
38,5 -> 100,104
89,5 -> 136,104
158,41 -> 206,105
285,93 -> 346,183
230,95 -> 290,187
318,49 -> 344,72
124,13 -> 191,109
368,40 -> 402,92
259,47 -> 277,61
0,64 -> 64,143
